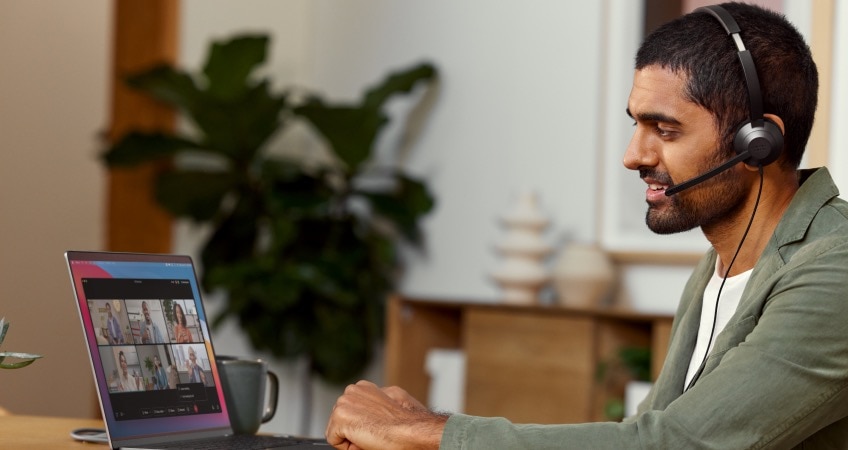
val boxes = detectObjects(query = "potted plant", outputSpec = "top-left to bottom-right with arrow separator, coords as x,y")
101,33 -> 437,393
0,317 -> 42,370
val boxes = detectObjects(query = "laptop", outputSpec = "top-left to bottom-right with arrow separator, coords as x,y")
65,250 -> 329,449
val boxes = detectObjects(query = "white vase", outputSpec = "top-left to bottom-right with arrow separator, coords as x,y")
490,191 -> 552,304
553,243 -> 615,308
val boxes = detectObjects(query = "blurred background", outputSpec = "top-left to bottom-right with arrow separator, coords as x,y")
1,0 -> 846,438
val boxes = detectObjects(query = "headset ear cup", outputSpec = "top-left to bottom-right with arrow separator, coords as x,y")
733,118 -> 784,166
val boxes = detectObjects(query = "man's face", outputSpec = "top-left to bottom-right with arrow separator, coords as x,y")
624,65 -> 747,234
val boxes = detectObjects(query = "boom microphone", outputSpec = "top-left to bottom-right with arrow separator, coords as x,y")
664,150 -> 750,196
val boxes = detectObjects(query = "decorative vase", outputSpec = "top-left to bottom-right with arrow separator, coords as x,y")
553,242 -> 615,308
490,190 -> 553,304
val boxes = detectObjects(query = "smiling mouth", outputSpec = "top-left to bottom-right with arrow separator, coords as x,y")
649,183 -> 667,192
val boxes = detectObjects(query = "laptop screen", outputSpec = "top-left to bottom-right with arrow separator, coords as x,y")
66,251 -> 231,441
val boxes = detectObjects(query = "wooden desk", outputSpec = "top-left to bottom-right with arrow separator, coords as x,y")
385,296 -> 674,423
0,415 -> 105,448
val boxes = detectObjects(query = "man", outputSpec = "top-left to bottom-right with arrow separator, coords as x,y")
140,301 -> 164,344
105,301 -> 124,345
186,346 -> 207,386
326,3 -> 848,449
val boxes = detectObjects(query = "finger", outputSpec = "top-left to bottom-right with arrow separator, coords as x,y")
326,422 -> 356,450
325,416 -> 348,449
343,380 -> 384,405
382,385 -> 426,411
326,394 -> 361,449
354,379 -> 378,389
381,385 -> 406,400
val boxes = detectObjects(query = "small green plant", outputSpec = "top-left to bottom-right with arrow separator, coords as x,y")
0,317 -> 42,369
144,356 -> 155,372
596,346 -> 651,421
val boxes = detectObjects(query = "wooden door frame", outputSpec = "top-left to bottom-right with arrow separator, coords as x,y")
106,0 -> 179,253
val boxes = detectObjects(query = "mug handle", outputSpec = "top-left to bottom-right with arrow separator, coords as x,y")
262,370 -> 279,423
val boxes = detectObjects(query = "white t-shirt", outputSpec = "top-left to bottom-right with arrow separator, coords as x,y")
684,261 -> 752,389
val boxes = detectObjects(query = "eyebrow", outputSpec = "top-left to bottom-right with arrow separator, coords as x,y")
625,108 -> 682,125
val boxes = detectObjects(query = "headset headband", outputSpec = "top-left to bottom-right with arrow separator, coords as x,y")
696,5 -> 765,127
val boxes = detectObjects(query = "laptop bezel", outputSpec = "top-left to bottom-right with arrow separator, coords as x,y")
65,250 -> 235,448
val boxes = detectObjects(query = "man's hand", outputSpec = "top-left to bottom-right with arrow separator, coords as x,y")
326,380 -> 448,450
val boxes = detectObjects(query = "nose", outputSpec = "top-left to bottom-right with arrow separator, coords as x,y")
623,126 -> 658,171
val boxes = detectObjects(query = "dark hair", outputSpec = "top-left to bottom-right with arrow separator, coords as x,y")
635,2 -> 818,169
174,303 -> 187,326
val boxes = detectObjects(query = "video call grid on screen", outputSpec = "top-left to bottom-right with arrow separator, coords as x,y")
80,275 -> 222,421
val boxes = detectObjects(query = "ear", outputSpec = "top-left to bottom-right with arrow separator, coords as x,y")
763,113 -> 785,135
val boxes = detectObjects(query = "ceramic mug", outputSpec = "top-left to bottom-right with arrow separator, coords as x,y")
216,355 -> 279,434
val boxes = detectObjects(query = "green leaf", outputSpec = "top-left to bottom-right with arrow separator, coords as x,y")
0,317 -> 7,346
231,82 -> 288,154
154,171 -> 236,221
604,399 -> 625,421
126,64 -> 202,110
619,347 -> 652,381
0,352 -> 43,370
362,62 -> 437,109
187,81 -> 287,161
295,62 -> 436,174
203,35 -> 269,101
359,173 -> 435,244
262,160 -> 333,217
295,103 -> 386,172
124,37 -> 285,162
102,132 -> 203,167
199,197 -> 263,289
310,311 -> 372,384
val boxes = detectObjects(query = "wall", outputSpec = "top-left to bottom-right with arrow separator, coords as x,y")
0,0 -> 110,418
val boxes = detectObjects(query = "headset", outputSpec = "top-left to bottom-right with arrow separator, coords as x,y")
683,5 -> 778,391
665,5 -> 784,196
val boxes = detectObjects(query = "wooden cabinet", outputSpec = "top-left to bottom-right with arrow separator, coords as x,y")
384,296 -> 673,423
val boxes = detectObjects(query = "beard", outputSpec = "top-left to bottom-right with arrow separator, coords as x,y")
642,155 -> 748,235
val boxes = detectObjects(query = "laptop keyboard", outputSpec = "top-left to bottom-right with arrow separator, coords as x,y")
142,434 -> 328,449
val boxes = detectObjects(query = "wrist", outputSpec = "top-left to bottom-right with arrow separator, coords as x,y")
404,410 -> 449,449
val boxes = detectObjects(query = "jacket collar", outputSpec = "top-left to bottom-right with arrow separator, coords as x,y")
771,167 -> 840,251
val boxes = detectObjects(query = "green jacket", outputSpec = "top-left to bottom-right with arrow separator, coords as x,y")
442,168 -> 848,449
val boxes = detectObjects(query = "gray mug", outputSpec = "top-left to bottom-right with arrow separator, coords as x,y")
216,355 -> 279,435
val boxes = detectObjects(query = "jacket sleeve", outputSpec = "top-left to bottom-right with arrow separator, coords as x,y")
442,414 -> 639,450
